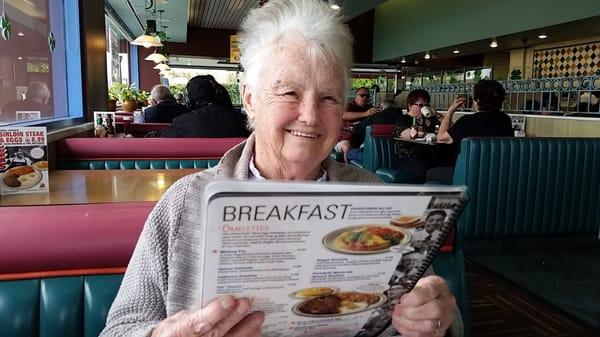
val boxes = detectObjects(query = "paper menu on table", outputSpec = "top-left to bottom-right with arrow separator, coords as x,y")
0,127 -> 49,196
199,181 -> 467,337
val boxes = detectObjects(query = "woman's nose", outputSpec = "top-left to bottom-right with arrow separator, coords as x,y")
298,99 -> 319,125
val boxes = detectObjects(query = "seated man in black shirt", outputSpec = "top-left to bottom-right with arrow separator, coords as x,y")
342,87 -> 379,122
335,99 -> 398,162
143,85 -> 189,123
431,79 -> 513,183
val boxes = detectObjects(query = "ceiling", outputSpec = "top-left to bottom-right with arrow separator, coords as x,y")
105,0 -> 190,43
392,15 -> 600,70
106,0 -> 387,43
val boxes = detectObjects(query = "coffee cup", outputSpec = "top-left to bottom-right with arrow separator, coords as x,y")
421,106 -> 434,117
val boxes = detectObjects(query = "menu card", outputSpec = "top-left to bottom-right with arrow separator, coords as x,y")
0,127 -> 49,196
199,181 -> 467,337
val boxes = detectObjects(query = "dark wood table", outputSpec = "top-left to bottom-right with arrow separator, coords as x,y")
1,169 -> 200,206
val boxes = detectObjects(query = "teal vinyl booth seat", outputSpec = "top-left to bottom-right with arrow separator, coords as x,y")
0,202 -> 153,337
451,137 -> 600,331
452,137 -> 600,240
352,125 -> 421,183
56,137 -> 246,170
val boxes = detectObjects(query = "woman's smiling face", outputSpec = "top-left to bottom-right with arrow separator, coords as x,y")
244,37 -> 345,179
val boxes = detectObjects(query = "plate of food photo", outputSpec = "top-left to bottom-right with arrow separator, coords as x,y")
1,166 -> 42,191
389,215 -> 423,228
292,291 -> 386,317
32,160 -> 48,170
290,286 -> 339,299
323,225 -> 411,254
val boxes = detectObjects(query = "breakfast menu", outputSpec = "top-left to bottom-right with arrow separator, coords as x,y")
0,127 -> 49,196
200,181 -> 467,337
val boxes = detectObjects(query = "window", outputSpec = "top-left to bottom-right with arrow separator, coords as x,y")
105,15 -> 130,87
164,68 -> 241,106
0,0 -> 76,125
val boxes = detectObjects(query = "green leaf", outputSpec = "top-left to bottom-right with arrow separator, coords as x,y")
48,32 -> 56,53
0,13 -> 11,40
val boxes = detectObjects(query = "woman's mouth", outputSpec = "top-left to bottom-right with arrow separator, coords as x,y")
287,130 -> 319,138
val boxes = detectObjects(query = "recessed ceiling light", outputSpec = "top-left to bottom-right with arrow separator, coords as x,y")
400,57 -> 406,64
452,49 -> 460,54
424,51 -> 431,60
17,32 -> 24,36
490,39 -> 498,48
538,34 -> 548,39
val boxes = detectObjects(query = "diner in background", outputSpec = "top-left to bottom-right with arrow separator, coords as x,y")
343,86 -> 379,122
335,99 -> 399,163
143,85 -> 189,123
160,75 -> 250,138
392,89 -> 441,183
428,79 -> 514,184
100,1 -> 461,336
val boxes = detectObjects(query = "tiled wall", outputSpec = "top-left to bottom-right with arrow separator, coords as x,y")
533,41 -> 600,78
508,35 -> 600,79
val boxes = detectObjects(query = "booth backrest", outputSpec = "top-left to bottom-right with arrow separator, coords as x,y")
360,125 -> 420,183
57,137 -> 245,169
0,202 -> 152,337
453,137 -> 600,239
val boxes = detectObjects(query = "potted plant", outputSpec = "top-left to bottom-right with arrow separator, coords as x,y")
118,83 -> 139,112
107,83 -> 120,111
137,90 -> 150,108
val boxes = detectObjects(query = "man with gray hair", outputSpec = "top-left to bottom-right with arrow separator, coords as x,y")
143,84 -> 188,123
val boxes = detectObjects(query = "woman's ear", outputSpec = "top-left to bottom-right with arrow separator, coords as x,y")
242,84 -> 255,120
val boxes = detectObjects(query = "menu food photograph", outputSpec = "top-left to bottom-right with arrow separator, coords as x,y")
0,127 -> 49,196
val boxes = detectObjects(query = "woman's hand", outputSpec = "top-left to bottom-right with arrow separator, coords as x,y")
151,296 -> 264,337
448,97 -> 466,113
392,276 -> 457,337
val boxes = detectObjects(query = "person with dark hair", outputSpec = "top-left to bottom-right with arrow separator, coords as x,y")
143,85 -> 189,123
391,89 -> 441,182
429,79 -> 513,183
335,99 -> 400,162
161,75 -> 249,138
342,86 -> 379,122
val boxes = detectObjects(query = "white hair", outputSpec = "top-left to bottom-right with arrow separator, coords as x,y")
239,0 -> 353,94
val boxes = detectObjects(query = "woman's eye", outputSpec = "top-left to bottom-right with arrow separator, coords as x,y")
323,96 -> 338,104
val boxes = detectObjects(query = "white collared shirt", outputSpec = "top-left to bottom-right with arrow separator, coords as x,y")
248,155 -> 328,182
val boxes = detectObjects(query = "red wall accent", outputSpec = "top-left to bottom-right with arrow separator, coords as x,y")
169,27 -> 238,59
138,47 -> 161,92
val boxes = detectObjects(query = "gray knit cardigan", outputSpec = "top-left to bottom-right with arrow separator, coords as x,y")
100,134 -> 462,337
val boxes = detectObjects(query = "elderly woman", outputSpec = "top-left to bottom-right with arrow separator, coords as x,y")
100,1 -> 460,337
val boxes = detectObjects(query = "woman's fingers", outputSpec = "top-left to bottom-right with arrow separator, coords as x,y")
225,311 -> 265,337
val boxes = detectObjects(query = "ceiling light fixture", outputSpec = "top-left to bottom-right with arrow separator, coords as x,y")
401,57 -> 406,64
153,63 -> 170,71
131,16 -> 163,48
424,51 -> 431,60
452,49 -> 460,54
145,51 -> 168,63
538,34 -> 548,39
131,33 -> 162,48
489,39 -> 498,48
